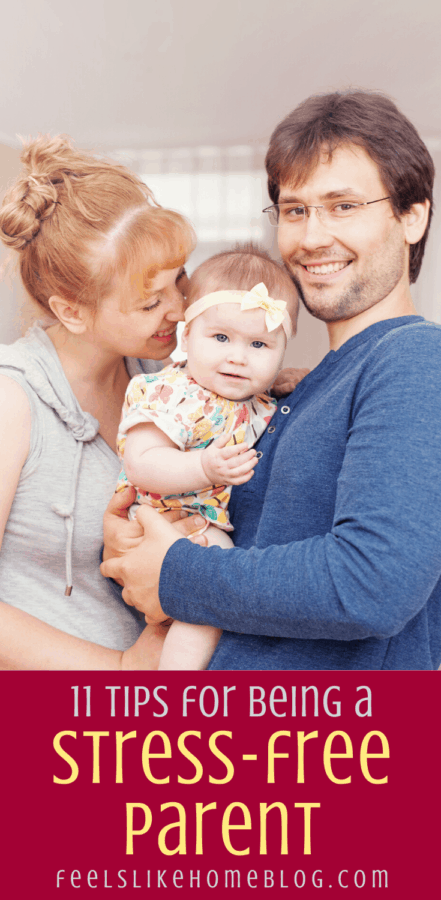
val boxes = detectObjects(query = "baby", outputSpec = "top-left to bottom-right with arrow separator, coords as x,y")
117,245 -> 300,669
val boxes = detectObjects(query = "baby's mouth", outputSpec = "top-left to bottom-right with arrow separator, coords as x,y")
220,372 -> 247,379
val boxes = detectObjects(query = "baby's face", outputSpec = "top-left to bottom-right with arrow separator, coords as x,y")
181,303 -> 286,399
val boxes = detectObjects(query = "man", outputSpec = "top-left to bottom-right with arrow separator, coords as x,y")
102,90 -> 441,670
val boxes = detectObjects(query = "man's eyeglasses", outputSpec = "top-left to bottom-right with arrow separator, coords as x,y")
262,197 -> 391,227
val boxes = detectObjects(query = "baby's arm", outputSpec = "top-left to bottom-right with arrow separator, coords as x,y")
124,425 -> 240,671
123,422 -> 258,493
158,621 -> 222,670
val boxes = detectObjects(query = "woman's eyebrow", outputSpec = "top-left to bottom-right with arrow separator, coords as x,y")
139,289 -> 156,301
135,286 -> 159,307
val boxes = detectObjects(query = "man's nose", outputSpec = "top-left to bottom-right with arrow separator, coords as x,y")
298,207 -> 334,251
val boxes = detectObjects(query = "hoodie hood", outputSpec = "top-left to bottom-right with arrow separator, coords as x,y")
1,323 -> 162,596
1,324 -> 99,595
1,323 -> 100,442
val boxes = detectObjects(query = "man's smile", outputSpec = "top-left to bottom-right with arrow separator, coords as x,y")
303,260 -> 352,275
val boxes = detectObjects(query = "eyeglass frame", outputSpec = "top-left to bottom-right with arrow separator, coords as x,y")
262,196 -> 391,226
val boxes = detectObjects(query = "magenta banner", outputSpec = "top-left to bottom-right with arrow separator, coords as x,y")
1,671 -> 439,897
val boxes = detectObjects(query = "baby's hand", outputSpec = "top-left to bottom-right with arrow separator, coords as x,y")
271,367 -> 310,397
201,434 -> 258,486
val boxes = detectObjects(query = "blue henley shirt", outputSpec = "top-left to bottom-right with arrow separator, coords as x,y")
159,317 -> 441,670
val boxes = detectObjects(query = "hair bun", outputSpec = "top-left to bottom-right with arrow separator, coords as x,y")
0,135 -> 71,250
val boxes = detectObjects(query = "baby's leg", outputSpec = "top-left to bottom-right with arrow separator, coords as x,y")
158,620 -> 222,671
204,524 -> 235,549
157,524 -> 231,670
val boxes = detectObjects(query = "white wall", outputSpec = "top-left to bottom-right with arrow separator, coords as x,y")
0,145 -> 29,346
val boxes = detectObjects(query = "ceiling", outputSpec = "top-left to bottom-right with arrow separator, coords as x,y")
1,0 -> 440,152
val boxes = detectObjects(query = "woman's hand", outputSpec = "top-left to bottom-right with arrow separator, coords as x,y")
103,486 -> 144,563
101,505 -> 183,622
271,367 -> 310,398
103,488 -> 207,566
103,491 -> 208,585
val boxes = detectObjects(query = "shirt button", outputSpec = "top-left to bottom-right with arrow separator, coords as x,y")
256,451 -> 263,459
281,405 -> 290,415
268,426 -> 276,433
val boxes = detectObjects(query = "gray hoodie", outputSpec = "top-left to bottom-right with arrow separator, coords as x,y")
0,323 -> 162,650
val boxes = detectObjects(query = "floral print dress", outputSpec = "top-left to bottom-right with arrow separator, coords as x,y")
117,361 -> 277,530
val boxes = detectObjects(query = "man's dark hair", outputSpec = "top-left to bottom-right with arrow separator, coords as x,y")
265,90 -> 434,283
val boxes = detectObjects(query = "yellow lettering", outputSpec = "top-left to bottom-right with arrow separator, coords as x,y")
126,803 -> 152,855
294,802 -> 320,855
209,731 -> 234,784
267,731 -> 290,783
195,802 -> 217,854
360,731 -> 389,784
53,731 -> 78,784
142,731 -> 171,784
222,802 -> 251,856
259,803 -> 288,855
177,732 -> 203,784
158,802 -> 186,855
116,731 -> 137,783
323,731 -> 353,784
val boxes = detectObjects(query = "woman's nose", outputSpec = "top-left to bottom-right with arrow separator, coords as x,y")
165,289 -> 185,321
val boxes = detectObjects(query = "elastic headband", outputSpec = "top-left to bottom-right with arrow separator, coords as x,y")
184,282 -> 293,340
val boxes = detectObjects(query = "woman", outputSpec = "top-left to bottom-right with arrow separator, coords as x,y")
0,134 -> 196,669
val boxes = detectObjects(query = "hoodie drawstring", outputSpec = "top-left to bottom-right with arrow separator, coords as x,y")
51,441 -> 84,596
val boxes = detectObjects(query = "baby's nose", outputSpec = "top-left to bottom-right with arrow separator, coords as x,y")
227,343 -> 247,364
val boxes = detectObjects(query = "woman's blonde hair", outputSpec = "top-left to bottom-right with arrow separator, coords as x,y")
0,134 -> 195,312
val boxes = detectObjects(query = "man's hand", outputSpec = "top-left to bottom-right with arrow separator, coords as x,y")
271,367 -> 310,398
201,434 -> 258,486
101,504 -> 189,622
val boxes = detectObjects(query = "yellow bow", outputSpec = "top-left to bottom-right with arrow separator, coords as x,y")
240,283 -> 288,333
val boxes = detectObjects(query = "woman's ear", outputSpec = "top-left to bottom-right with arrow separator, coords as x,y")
402,199 -> 431,246
48,296 -> 89,334
180,325 -> 190,351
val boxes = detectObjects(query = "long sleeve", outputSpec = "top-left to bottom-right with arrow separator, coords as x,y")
159,322 -> 441,645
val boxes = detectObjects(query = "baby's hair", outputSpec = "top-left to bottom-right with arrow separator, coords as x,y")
0,134 -> 195,314
187,243 -> 299,329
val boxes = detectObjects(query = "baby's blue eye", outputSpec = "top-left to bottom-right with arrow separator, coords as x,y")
214,333 -> 229,342
251,340 -> 266,349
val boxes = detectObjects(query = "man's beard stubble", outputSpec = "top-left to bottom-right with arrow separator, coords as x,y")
293,273 -> 369,323
285,242 -> 406,324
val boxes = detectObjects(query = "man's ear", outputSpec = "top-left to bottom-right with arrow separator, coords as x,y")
402,199 -> 430,246
180,325 -> 190,352
48,296 -> 90,334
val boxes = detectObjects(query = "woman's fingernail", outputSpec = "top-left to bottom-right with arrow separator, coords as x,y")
179,510 -> 187,518
194,516 -> 204,526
